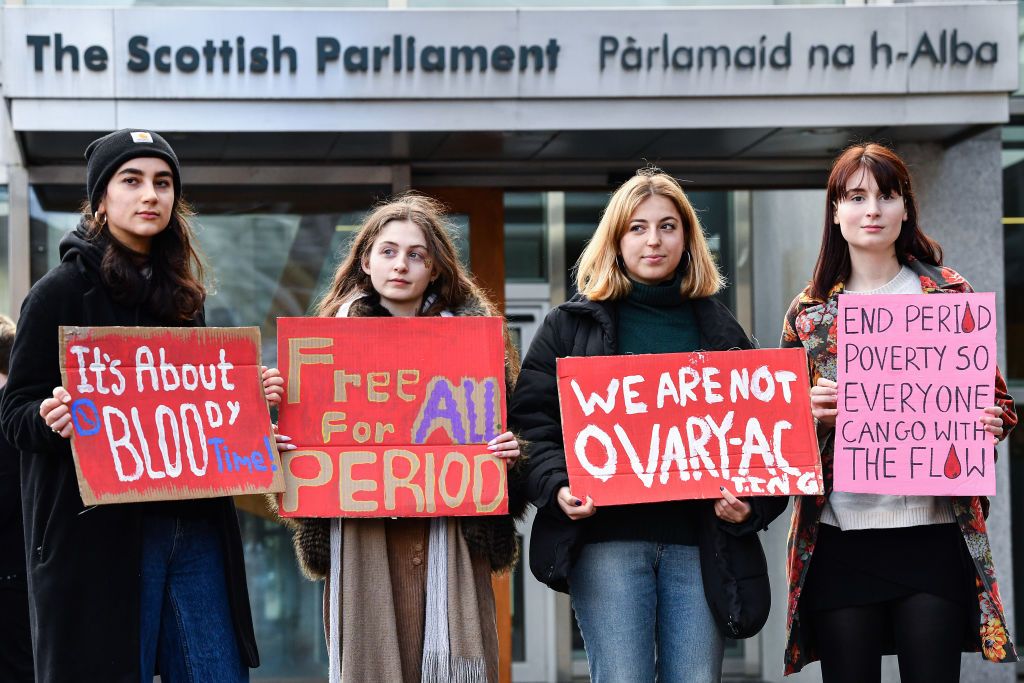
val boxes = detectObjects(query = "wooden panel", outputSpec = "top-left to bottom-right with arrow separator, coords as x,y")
430,187 -> 506,312
428,186 -> 511,683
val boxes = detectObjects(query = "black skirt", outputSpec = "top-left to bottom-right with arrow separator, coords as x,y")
801,522 -> 976,613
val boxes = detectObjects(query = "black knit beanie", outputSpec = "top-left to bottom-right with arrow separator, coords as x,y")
84,129 -> 182,214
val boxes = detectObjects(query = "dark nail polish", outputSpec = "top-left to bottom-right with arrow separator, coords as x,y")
719,486 -> 725,492
573,499 -> 582,507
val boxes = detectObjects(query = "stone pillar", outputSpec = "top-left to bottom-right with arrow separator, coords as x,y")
900,130 -> 1015,683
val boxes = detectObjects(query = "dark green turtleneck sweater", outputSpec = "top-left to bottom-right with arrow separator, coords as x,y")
586,275 -> 703,546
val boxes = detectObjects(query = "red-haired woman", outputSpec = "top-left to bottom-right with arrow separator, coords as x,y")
781,142 -> 1017,682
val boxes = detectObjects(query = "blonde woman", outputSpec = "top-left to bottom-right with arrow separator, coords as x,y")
284,193 -> 524,683
509,169 -> 786,682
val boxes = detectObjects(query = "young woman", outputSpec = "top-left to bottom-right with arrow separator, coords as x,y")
285,193 -> 524,683
781,142 -> 1017,682
0,129 -> 283,683
509,169 -> 787,683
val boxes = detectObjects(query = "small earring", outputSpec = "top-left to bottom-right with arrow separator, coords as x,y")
96,212 -> 107,226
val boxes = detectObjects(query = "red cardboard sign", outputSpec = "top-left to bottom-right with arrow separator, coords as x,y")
276,316 -> 508,518
59,326 -> 283,505
557,348 -> 822,505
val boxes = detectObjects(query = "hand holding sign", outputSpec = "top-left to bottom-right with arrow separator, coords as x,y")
714,486 -> 752,524
556,485 -> 596,520
487,430 -> 520,462
40,385 -> 74,438
980,405 -> 1004,444
810,378 -> 839,426
262,366 -> 285,406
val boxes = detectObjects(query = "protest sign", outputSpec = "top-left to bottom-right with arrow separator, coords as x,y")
276,316 -> 508,518
834,292 -> 997,495
59,326 -> 283,505
557,348 -> 822,504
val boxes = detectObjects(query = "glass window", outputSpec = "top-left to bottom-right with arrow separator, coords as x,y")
505,192 -> 547,282
0,187 -> 9,316
30,184 -> 389,369
238,512 -> 329,679
409,0 -> 839,6
1002,149 -> 1024,381
22,0 -> 383,6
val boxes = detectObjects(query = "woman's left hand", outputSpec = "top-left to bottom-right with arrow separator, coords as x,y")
271,423 -> 296,451
715,487 -> 752,524
262,366 -> 284,405
980,405 -> 1004,444
488,431 -> 520,464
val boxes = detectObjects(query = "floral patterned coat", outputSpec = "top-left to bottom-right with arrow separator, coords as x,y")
780,259 -> 1018,674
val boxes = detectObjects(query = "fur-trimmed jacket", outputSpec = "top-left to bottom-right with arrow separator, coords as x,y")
282,290 -> 528,580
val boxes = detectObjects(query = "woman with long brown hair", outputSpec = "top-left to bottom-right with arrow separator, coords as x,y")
0,129 -> 283,682
285,193 -> 524,683
781,142 -> 1017,682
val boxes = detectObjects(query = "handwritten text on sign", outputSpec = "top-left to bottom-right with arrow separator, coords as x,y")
276,316 -> 508,518
59,326 -> 283,505
557,348 -> 822,505
834,293 -> 997,495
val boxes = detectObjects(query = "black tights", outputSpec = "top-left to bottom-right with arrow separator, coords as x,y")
813,593 -> 964,683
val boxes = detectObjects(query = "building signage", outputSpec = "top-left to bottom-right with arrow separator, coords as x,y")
1,4 -> 1015,100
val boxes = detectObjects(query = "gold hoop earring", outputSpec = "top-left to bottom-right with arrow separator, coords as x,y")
96,212 -> 107,226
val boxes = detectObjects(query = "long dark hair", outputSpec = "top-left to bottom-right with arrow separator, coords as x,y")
81,199 -> 206,323
810,142 -> 943,300
317,192 -> 492,318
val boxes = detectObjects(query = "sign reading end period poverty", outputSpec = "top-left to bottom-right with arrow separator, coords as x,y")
59,326 -> 283,506
557,348 -> 822,505
276,316 -> 508,518
835,293 -> 997,496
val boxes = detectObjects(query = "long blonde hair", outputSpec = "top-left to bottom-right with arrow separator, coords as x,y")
316,192 -> 494,318
575,169 -> 724,301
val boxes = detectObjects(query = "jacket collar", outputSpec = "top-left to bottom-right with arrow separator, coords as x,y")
797,257 -> 965,307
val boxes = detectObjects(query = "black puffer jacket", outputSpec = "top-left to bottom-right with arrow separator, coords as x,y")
509,294 -> 788,593
0,225 -> 259,682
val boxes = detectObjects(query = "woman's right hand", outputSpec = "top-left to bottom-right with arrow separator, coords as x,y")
39,386 -> 73,439
556,486 -> 596,520
810,377 -> 839,426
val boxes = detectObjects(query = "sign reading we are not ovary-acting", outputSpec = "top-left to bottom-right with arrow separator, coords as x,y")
557,348 -> 823,504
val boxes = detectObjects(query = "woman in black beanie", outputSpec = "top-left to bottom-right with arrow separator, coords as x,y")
0,129 -> 272,683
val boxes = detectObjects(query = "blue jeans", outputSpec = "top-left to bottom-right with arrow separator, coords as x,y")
569,541 -> 723,683
139,515 -> 248,683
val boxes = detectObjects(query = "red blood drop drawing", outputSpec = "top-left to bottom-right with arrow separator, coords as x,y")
962,303 -> 976,333
944,445 -> 962,479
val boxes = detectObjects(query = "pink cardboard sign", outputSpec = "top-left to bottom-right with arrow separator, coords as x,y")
834,292 -> 997,495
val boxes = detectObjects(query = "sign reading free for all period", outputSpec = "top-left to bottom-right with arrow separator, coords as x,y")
276,316 -> 509,518
59,326 -> 283,506
557,348 -> 823,504
835,292 -> 997,495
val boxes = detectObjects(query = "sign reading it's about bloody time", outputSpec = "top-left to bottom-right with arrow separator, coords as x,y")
59,326 -> 284,506
557,348 -> 822,504
835,293 -> 997,495
276,316 -> 508,518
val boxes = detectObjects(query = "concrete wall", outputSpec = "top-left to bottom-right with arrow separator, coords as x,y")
750,131 -> 1015,683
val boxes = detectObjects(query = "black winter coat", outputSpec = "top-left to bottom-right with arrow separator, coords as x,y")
0,226 -> 259,683
509,294 -> 788,593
